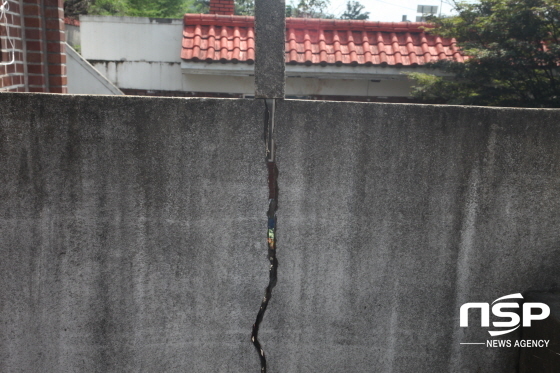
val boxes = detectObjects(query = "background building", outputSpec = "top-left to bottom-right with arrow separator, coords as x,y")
74,0 -> 460,101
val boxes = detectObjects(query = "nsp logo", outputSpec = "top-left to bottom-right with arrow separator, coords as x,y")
460,293 -> 550,337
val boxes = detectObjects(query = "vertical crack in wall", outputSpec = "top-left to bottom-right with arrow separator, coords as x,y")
251,99 -> 279,373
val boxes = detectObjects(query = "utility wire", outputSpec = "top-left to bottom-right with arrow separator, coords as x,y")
0,0 -> 15,66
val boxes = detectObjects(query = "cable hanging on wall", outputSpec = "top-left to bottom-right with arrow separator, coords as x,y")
251,98 -> 279,373
0,0 -> 15,66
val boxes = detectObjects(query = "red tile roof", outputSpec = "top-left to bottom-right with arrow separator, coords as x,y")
182,14 -> 464,67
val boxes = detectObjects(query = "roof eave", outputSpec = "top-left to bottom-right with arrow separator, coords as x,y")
180,61 -> 453,80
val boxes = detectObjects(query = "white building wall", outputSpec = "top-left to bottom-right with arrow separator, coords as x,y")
65,25 -> 80,48
177,75 -> 412,98
80,16 -> 183,63
182,74 -> 255,95
66,43 -> 124,95
81,15 -> 187,93
91,61 -> 183,91
286,77 -> 412,98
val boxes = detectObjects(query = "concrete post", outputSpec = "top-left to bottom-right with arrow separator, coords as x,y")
254,0 -> 286,98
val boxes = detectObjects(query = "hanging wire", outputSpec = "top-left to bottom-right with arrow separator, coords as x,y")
251,99 -> 279,373
0,0 -> 15,66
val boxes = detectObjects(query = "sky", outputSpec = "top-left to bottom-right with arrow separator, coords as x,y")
325,0 -> 458,22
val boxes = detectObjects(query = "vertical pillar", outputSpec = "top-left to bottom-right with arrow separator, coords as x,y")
251,2 -> 285,372
43,0 -> 66,93
254,0 -> 285,98
23,0 -> 48,92
21,0 -> 66,93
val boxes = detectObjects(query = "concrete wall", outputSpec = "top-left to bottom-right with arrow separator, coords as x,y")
66,44 -> 124,95
0,93 -> 265,372
87,65 -> 413,98
271,101 -> 560,372
80,16 -> 184,62
80,16 -> 184,93
65,24 -> 80,48
0,93 -> 559,373
92,60 -> 184,92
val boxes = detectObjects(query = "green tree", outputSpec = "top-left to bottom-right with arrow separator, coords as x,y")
88,0 -> 130,15
65,0 -> 200,18
125,0 -> 193,17
191,0 -> 209,13
64,0 -> 91,17
407,0 -> 560,107
340,0 -> 369,20
67,0 -> 372,19
235,0 -> 254,15
286,0 -> 333,18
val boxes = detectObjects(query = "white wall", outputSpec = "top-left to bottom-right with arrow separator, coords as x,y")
80,16 -> 183,63
91,61 -> 183,91
65,25 -> 80,48
81,16 -> 185,93
66,43 -> 124,95
286,77 -> 412,98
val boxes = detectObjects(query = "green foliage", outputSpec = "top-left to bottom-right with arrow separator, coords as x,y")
125,0 -> 193,17
286,0 -> 333,18
239,0 -> 369,18
235,0 -> 253,15
408,0 -> 560,107
66,0 -> 200,18
67,0 -> 370,20
64,0 -> 90,17
88,0 -> 130,16
406,70 -> 482,104
192,0 -> 209,14
340,0 -> 369,20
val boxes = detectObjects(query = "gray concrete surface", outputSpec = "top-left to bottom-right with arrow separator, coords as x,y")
254,0 -> 285,98
0,94 -> 560,373
0,94 -> 265,372
66,43 -> 124,95
65,24 -> 80,48
268,101 -> 560,373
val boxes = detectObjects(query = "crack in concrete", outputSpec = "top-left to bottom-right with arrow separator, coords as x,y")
251,99 -> 279,373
